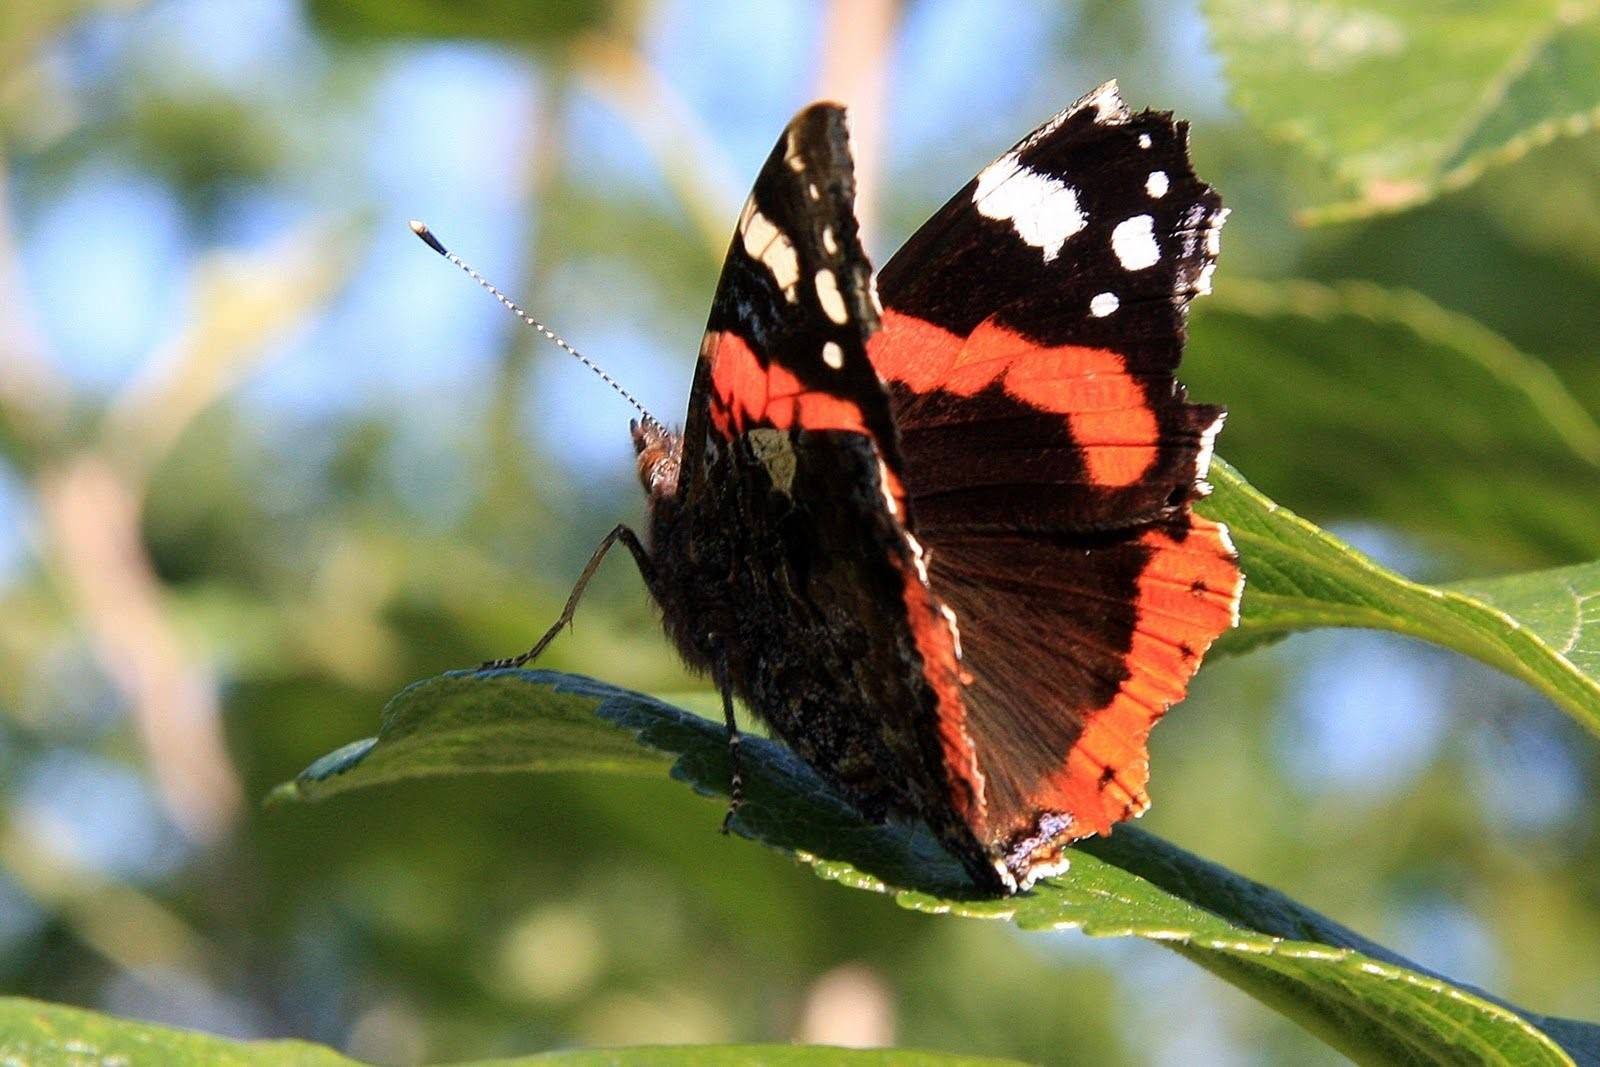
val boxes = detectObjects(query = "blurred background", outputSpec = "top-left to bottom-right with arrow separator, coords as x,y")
1,0 -> 1597,1063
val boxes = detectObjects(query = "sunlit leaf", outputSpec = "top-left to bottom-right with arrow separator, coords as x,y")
304,0 -> 611,49
0,995 -> 351,1067
1204,0 -> 1600,222
267,672 -> 667,806
1187,279 -> 1600,568
0,994 -> 1023,1066
1450,561 -> 1600,680
1201,460 -> 1600,736
277,672 -> 1599,1066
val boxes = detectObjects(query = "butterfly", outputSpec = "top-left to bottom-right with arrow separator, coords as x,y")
415,81 -> 1241,894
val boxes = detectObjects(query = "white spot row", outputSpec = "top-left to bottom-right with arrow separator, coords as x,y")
972,152 -> 1086,263
1027,79 -> 1130,147
1146,170 -> 1168,198
739,198 -> 800,302
814,268 -> 848,324
784,129 -> 805,172
1206,207 -> 1228,257
1195,411 -> 1224,481
939,602 -> 964,660
1090,292 -> 1120,317
1077,80 -> 1129,124
875,457 -> 899,518
905,531 -> 931,585
1111,214 -> 1160,270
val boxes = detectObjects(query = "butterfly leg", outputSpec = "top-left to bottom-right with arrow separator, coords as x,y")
713,651 -> 744,833
480,524 -> 655,671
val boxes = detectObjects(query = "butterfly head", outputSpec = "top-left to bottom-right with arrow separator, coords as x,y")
631,418 -> 681,500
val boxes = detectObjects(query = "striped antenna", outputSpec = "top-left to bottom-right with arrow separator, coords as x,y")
408,220 -> 665,432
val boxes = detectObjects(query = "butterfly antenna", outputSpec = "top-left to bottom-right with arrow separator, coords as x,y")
408,220 -> 665,432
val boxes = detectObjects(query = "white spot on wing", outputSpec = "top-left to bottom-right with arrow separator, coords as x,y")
992,861 -> 1019,893
814,269 -> 848,325
1089,292 -> 1119,317
1075,80 -> 1128,124
822,340 -> 844,369
939,603 -> 964,660
1206,207 -> 1229,257
742,207 -> 800,301
1015,854 -> 1071,892
821,224 -> 837,254
1111,214 -> 1160,270
1215,523 -> 1243,628
1195,411 -> 1224,480
905,532 -> 930,585
973,152 -> 1086,262
1146,171 -> 1169,198
1024,80 -> 1128,147
1138,132 -> 1153,149
784,129 -> 805,171
875,457 -> 900,518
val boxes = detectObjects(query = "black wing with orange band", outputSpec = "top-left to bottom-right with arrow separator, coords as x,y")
680,104 -> 901,499
870,83 -> 1243,887
673,105 -> 996,887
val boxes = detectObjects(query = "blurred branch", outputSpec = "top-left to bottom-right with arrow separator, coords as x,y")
814,0 -> 900,248
0,153 -> 70,463
796,963 -> 897,1048
0,815 -> 214,975
20,224 -> 349,843
573,34 -> 740,258
37,456 -> 242,842
479,75 -> 567,536
100,222 -> 350,488
0,1 -> 145,85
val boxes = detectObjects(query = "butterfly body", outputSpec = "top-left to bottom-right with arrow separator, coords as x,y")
625,85 -> 1240,894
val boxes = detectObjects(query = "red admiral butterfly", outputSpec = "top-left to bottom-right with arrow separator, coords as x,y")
413,81 -> 1242,895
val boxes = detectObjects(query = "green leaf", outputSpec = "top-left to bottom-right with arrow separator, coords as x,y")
0,996 -> 1025,1066
0,995 -> 352,1066
267,673 -> 669,805
1186,279 -> 1600,568
1204,0 -> 1600,222
1199,460 -> 1600,737
277,671 -> 1599,1066
303,0 -> 610,49
1450,562 -> 1600,681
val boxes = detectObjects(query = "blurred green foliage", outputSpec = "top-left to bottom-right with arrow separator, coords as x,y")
0,1 -> 1597,1065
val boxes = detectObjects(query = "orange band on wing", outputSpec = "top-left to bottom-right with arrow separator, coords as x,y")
899,559 -> 982,827
1020,516 -> 1241,838
708,331 -> 871,437
872,310 -> 1159,487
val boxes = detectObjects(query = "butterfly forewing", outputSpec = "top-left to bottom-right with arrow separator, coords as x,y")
866,82 -> 1241,886
652,104 -> 1001,890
